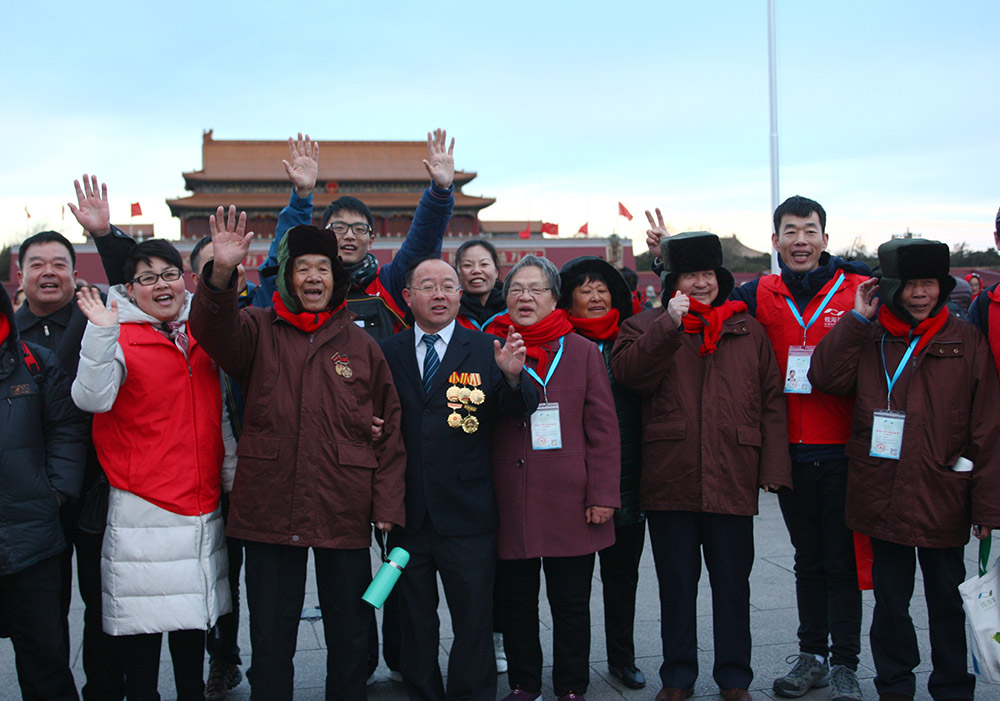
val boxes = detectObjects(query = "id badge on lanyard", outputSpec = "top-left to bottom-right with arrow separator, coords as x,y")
784,346 -> 815,394
524,336 -> 566,451
870,333 -> 919,460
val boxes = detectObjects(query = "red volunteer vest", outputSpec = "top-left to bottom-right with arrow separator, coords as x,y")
755,271 -> 867,445
92,323 -> 223,516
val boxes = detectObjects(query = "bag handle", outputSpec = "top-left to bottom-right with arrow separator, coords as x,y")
980,536 -> 992,577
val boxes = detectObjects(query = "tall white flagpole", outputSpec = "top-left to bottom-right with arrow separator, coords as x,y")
768,0 -> 780,274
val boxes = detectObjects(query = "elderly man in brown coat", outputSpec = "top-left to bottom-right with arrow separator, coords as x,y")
809,238 -> 1000,701
613,232 -> 792,701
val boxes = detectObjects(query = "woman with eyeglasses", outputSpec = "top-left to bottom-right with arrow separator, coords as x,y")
72,239 -> 233,700
487,255 -> 621,701
455,239 -> 507,331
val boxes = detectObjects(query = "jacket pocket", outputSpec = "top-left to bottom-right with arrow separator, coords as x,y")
236,435 -> 280,460
337,442 -> 377,469
736,425 -> 762,447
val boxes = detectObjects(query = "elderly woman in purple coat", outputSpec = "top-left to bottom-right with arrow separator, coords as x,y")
487,255 -> 621,701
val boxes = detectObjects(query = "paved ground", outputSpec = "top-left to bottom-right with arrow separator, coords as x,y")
0,492 -> 993,699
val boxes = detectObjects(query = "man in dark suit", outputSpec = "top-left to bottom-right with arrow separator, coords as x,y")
379,258 -> 537,701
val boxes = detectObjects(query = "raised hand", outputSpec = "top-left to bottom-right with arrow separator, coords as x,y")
854,277 -> 880,319
422,128 -> 455,189
281,132 -> 319,197
77,286 -> 118,327
68,174 -> 111,236
494,327 -> 527,383
667,290 -> 689,328
645,208 -> 669,258
208,206 -> 255,289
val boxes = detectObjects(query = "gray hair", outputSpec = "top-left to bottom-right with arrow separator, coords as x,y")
503,255 -> 561,300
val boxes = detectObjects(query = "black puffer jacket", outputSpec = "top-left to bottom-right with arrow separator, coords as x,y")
0,287 -> 87,575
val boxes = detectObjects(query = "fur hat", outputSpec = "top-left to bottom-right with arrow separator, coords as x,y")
877,238 -> 955,324
660,231 -> 734,307
275,225 -> 351,313
557,256 -> 633,321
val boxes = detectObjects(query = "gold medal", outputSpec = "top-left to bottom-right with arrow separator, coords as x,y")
446,385 -> 461,402
458,387 -> 472,403
462,415 -> 480,434
335,364 -> 344,376
341,366 -> 353,378
469,388 -> 485,405
447,412 -> 463,428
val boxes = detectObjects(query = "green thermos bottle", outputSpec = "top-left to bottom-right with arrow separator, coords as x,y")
362,546 -> 410,609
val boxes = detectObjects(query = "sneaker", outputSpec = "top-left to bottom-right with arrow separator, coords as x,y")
501,689 -> 541,701
495,632 -> 508,674
829,665 -> 862,701
205,660 -> 242,700
772,653 -> 829,698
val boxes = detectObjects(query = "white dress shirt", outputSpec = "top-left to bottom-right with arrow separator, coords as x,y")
414,320 -> 456,379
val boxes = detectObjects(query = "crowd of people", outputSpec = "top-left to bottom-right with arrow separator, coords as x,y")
1,128 -> 999,701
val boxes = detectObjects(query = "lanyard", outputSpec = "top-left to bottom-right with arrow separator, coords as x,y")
784,272 -> 845,345
880,332 -> 920,410
470,310 -> 506,332
524,335 -> 565,403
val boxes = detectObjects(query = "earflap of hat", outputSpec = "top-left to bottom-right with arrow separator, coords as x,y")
662,232 -> 723,275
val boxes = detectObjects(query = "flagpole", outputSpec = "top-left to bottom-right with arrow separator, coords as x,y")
767,0 -> 780,274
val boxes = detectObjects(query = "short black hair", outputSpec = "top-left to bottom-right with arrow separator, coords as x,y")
773,195 -> 827,234
619,266 -> 638,292
322,196 -> 374,230
455,239 -> 502,280
190,236 -> 212,276
123,239 -> 185,283
404,256 -> 456,288
19,230 -> 76,269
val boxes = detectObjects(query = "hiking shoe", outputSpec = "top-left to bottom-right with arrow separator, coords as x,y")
205,660 -> 242,700
773,653 -> 829,697
495,632 -> 508,673
829,665 -> 863,701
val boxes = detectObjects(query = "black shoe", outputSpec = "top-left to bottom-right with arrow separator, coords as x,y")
608,664 -> 646,689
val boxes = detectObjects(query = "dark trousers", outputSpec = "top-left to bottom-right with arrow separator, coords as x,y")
597,520 -> 646,669
869,538 -> 974,699
117,629 -> 205,701
497,554 -> 595,697
777,458 -> 862,668
0,554 -> 79,700
207,495 -> 243,666
392,522 -> 497,701
647,510 -> 754,691
76,529 -> 126,701
244,541 -> 371,701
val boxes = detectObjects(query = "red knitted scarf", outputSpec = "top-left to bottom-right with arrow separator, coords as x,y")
568,308 -> 620,342
877,304 -> 948,355
272,291 -> 345,334
681,298 -> 747,356
489,308 -> 574,379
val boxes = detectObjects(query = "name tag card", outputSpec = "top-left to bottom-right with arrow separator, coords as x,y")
784,346 -> 815,394
870,410 -> 906,459
530,402 -> 562,450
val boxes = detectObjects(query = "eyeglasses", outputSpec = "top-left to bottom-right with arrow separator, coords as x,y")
507,286 -> 552,298
409,284 -> 462,295
131,269 -> 183,286
326,221 -> 373,236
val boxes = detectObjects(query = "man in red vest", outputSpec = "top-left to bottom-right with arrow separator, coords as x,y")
730,196 -> 871,701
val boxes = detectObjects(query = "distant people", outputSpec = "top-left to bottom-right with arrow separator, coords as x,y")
190,210 -> 407,699
72,239 -> 233,700
730,196 -> 870,701
488,255 -> 621,701
810,238 -> 1000,701
11,286 -> 25,312
969,206 -> 1000,378
559,257 -> 647,690
947,274 -> 971,320
613,232 -> 790,701
455,239 -> 507,330
966,272 -> 982,299
1,283 -> 87,700
379,257 -> 536,701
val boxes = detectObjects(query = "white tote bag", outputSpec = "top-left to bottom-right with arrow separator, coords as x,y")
960,536 -> 1000,684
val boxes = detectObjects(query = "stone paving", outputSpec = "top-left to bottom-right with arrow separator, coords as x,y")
0,492 -> 993,699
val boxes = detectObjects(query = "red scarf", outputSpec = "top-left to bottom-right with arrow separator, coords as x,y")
489,308 -> 574,379
568,308 -> 620,342
681,299 -> 747,356
272,292 -> 345,334
0,314 -> 9,346
877,304 -> 949,355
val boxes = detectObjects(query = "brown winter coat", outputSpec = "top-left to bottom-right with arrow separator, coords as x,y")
611,307 -> 791,515
809,312 -> 1000,548
189,274 -> 406,549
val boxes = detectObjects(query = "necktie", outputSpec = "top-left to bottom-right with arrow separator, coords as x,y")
422,333 -> 441,393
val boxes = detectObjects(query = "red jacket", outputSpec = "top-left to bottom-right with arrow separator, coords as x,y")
755,271 -> 868,445
92,323 -> 223,517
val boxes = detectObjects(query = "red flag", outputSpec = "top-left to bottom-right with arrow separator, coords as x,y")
518,224 -> 531,239
618,202 -> 633,221
131,202 -> 142,217
541,222 -> 559,236
577,222 -> 588,235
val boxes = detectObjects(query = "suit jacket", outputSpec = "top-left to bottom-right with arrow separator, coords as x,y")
380,323 -> 537,536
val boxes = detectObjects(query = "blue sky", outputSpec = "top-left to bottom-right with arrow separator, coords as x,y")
2,1 -> 997,256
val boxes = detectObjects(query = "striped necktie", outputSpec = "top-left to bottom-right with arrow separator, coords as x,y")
422,333 -> 441,393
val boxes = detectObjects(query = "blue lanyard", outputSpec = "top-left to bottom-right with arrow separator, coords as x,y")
784,272 -> 845,344
524,336 -> 565,402
880,332 -> 920,410
468,309 -> 506,332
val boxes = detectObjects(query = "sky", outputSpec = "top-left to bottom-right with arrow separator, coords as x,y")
2,1 -> 998,259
